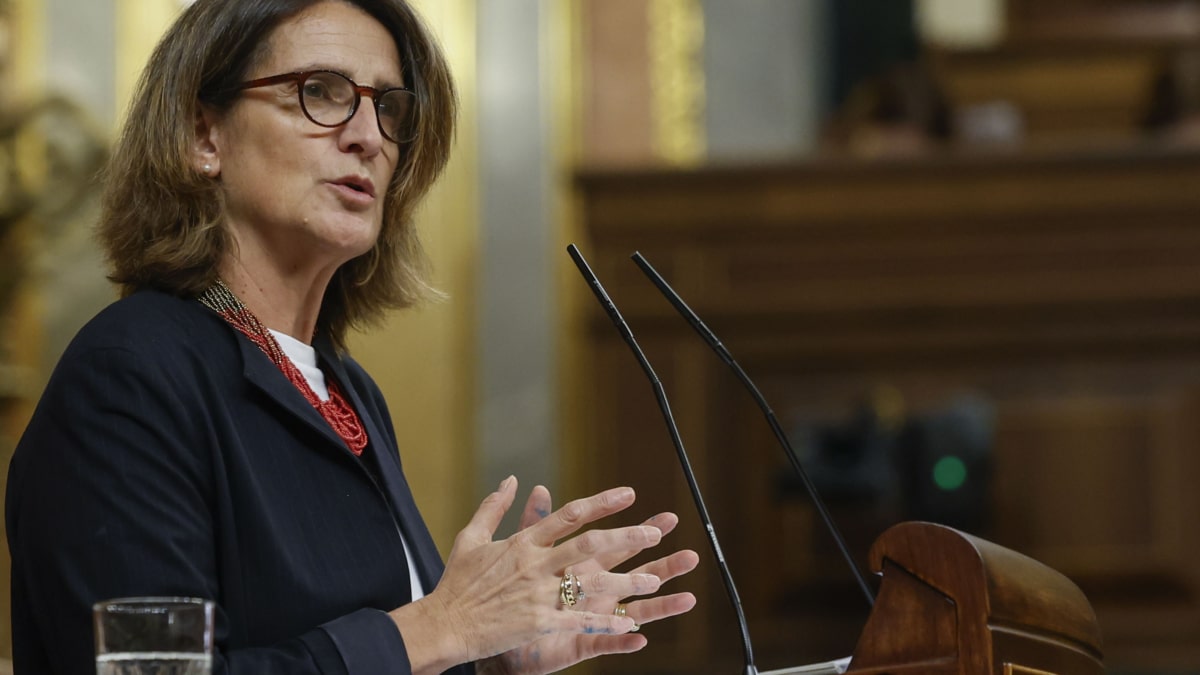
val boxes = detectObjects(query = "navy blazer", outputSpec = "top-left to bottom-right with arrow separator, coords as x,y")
6,289 -> 474,675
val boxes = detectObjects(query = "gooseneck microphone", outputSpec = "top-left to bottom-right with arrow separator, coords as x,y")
566,244 -> 758,675
630,251 -> 876,608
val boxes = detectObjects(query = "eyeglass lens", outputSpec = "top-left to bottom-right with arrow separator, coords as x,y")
300,71 -> 416,143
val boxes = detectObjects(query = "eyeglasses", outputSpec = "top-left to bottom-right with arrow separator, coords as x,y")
237,70 -> 417,144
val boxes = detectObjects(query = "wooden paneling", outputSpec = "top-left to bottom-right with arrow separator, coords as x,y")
574,145 -> 1200,673
932,46 -> 1163,142
1007,0 -> 1200,44
931,1 -> 1200,146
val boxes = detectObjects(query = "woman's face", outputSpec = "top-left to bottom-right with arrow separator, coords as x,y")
199,1 -> 404,277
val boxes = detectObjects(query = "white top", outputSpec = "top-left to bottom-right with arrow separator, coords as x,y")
270,329 -> 427,600
270,330 -> 329,401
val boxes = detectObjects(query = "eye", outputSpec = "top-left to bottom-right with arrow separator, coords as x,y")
377,91 -> 412,121
301,72 -> 354,105
376,99 -> 400,120
302,79 -> 334,101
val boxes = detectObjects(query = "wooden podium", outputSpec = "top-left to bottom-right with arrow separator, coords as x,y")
847,522 -> 1103,675
575,147 -> 1200,672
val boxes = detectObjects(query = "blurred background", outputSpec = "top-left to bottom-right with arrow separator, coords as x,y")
3,0 -> 1200,673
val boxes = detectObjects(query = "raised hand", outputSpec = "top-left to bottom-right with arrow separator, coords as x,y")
488,484 -> 700,675
388,477 -> 695,675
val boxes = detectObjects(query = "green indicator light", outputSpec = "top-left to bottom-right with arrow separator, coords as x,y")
933,456 -> 967,491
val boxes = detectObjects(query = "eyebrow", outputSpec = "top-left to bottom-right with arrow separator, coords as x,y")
290,62 -> 406,90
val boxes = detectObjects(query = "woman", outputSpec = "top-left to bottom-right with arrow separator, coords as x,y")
4,1 -> 699,673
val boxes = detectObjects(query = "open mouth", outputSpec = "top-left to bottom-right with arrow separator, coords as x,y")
333,176 -> 375,198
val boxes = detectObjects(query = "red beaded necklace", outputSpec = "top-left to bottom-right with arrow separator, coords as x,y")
199,280 -> 369,455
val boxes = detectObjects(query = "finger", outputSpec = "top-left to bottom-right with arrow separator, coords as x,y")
571,633 -> 649,662
627,549 -> 700,586
576,571 -> 661,601
589,512 -> 681,572
616,591 -> 697,627
456,475 -> 518,548
644,512 -> 679,537
565,633 -> 649,664
518,485 -> 552,531
524,487 -> 636,546
549,524 -> 662,572
559,608 -> 640,637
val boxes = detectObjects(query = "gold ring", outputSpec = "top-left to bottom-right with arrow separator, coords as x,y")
560,571 -> 581,607
614,602 -> 639,631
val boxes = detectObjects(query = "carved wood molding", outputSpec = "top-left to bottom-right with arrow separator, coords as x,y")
1007,0 -> 1200,45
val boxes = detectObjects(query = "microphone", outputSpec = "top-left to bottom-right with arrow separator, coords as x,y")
566,244 -> 758,675
630,251 -> 876,608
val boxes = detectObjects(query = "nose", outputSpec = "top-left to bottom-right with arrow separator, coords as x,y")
338,96 -> 386,156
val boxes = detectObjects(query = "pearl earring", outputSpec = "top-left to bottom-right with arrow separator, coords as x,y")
203,163 -> 212,174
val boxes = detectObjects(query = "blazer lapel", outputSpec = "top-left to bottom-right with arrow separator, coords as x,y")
237,335 -> 349,453
317,338 -> 447,591
375,457 -> 447,593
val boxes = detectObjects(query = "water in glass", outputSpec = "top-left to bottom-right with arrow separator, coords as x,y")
96,651 -> 212,675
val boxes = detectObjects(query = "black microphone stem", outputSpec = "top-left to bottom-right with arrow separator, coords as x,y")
631,251 -> 876,609
567,244 -> 758,675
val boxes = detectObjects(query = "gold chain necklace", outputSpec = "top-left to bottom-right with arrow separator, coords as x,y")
198,280 -> 368,455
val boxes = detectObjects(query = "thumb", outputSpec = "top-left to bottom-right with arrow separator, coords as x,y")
518,485 -> 552,531
455,475 -> 518,548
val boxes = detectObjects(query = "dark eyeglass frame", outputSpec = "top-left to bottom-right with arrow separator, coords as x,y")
237,69 -> 417,144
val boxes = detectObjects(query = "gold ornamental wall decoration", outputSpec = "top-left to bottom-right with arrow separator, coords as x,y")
648,0 -> 706,166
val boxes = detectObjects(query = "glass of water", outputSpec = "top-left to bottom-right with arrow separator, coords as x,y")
93,597 -> 214,675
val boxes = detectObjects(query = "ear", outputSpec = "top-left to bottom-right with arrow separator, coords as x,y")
193,103 -> 222,178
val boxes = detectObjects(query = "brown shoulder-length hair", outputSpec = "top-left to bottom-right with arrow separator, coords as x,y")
98,0 -> 456,348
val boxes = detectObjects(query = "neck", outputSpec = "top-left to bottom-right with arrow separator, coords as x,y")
218,257 -> 334,345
